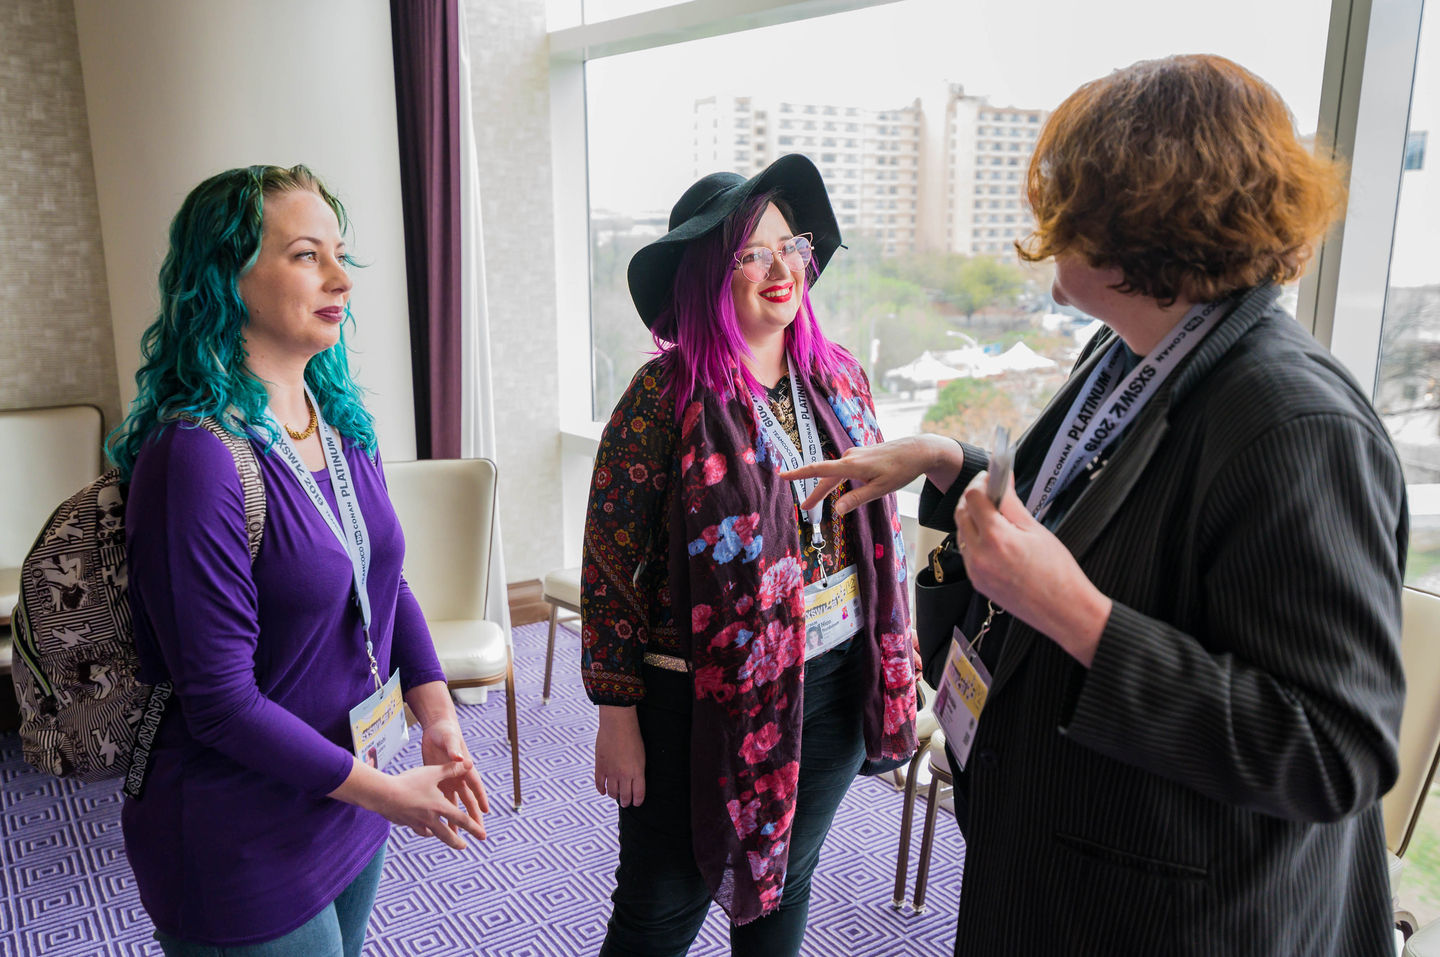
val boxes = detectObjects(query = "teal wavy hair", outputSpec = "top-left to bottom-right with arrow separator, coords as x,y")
107,164 -> 378,478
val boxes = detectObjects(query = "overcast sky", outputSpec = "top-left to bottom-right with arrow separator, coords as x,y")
584,0 -> 1333,215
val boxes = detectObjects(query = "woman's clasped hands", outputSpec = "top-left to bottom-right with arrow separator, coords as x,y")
329,716 -> 490,851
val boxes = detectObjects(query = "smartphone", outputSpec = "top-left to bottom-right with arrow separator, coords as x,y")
986,426 -> 1014,507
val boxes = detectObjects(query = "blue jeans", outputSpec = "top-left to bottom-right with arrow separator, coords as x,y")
153,843 -> 386,957
600,643 -> 866,957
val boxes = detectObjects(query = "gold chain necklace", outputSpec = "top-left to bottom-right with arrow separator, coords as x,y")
285,394 -> 318,441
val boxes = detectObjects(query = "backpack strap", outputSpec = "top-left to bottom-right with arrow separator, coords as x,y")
195,416 -> 266,563
120,416 -> 266,800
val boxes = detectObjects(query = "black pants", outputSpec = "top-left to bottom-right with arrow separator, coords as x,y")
599,644 -> 867,957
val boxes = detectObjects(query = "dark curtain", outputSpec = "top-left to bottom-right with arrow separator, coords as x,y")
390,0 -> 462,459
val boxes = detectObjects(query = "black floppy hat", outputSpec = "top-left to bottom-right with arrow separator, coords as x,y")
627,153 -> 843,329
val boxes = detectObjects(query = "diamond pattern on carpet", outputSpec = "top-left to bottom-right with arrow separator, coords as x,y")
0,621 -> 965,955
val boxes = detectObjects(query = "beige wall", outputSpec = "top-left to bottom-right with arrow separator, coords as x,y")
465,0 -> 565,584
0,0 -> 121,431
71,0 -> 417,459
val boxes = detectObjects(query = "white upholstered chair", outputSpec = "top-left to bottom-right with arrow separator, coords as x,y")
1384,587 -> 1440,950
541,566 -> 581,703
0,405 -> 105,674
383,458 -> 521,810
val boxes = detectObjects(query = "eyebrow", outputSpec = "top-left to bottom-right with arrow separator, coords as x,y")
741,234 -> 796,250
285,236 -> 346,250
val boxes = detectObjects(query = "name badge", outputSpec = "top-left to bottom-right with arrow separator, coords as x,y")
803,564 -> 863,660
931,627 -> 992,771
349,669 -> 409,771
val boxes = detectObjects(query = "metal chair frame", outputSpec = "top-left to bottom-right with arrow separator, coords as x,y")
541,594 -> 580,704
912,745 -> 955,916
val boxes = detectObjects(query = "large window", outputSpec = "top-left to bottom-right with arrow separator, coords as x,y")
1374,1 -> 1440,924
1376,5 -> 1440,594
583,0 -> 1333,467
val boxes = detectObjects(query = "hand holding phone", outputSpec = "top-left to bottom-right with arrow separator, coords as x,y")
986,426 -> 1014,508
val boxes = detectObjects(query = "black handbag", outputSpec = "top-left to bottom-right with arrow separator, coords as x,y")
914,532 -> 976,689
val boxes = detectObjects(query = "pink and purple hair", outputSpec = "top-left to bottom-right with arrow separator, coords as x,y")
650,190 -> 850,417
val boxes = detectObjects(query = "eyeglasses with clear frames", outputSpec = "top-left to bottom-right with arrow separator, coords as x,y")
733,233 -> 814,283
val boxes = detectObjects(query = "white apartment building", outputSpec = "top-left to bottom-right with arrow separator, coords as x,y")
948,88 -> 1047,261
693,86 -> 1045,261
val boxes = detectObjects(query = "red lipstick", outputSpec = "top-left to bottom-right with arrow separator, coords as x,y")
759,283 -> 793,304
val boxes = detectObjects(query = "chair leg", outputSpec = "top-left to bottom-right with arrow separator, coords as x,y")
542,603 -> 559,705
892,747 -> 927,909
913,775 -> 942,916
506,649 -> 521,810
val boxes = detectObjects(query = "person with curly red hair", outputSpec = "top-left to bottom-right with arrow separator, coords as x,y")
787,55 -> 1405,956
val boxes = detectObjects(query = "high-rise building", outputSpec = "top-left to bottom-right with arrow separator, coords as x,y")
693,86 -> 1046,262
950,90 -> 1047,260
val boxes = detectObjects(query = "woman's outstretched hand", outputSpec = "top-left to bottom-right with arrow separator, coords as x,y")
780,434 -> 966,514
595,704 -> 646,807
954,469 -> 1112,667
329,757 -> 488,849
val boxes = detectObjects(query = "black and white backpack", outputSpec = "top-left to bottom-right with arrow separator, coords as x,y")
10,417 -> 266,797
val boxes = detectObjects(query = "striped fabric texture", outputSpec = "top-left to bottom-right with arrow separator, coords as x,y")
919,284 -> 1408,957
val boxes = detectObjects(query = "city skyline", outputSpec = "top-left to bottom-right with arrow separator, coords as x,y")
688,86 -> 1047,261
583,0 -> 1331,215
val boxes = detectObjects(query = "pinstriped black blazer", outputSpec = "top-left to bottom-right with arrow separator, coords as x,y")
919,284 -> 1408,957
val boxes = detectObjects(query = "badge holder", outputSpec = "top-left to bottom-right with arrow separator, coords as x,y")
931,601 -> 1002,770
348,630 -> 409,770
802,565 -> 863,660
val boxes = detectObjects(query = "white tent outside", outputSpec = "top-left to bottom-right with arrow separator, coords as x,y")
993,341 -> 1059,372
884,351 -> 973,388
937,346 -> 1003,377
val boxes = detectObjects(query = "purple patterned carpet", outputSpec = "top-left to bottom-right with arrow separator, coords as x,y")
0,621 -> 965,956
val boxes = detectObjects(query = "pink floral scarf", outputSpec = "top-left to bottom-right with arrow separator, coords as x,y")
669,357 -> 916,924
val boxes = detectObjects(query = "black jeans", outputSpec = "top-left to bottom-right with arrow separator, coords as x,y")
599,644 -> 867,957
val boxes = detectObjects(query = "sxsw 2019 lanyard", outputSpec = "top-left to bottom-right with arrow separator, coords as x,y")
750,354 -> 827,552
1025,299 -> 1229,521
937,301 -> 1228,770
266,387 -> 381,692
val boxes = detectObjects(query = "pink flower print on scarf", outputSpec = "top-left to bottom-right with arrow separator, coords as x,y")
739,722 -> 782,764
756,556 -> 804,610
882,646 -> 913,690
694,663 -> 737,702
737,620 -> 802,688
747,840 -> 789,882
885,680 -> 919,735
728,797 -> 762,839
755,761 -> 800,802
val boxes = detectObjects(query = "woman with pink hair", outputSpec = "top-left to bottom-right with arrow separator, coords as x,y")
580,154 -> 922,956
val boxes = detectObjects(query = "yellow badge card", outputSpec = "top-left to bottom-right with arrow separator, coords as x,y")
802,564 -> 864,660
931,627 -> 992,771
349,669 -> 409,771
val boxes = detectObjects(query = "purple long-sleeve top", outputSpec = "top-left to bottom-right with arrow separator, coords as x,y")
121,421 -> 447,946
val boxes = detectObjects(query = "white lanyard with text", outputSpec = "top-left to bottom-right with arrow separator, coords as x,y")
266,387 -> 381,692
750,355 -> 827,551
1025,299 -> 1228,520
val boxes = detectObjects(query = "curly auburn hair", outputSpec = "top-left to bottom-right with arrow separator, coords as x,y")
1017,54 -> 1346,304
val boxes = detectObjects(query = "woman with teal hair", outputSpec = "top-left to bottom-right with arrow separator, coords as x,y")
114,165 -> 488,956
